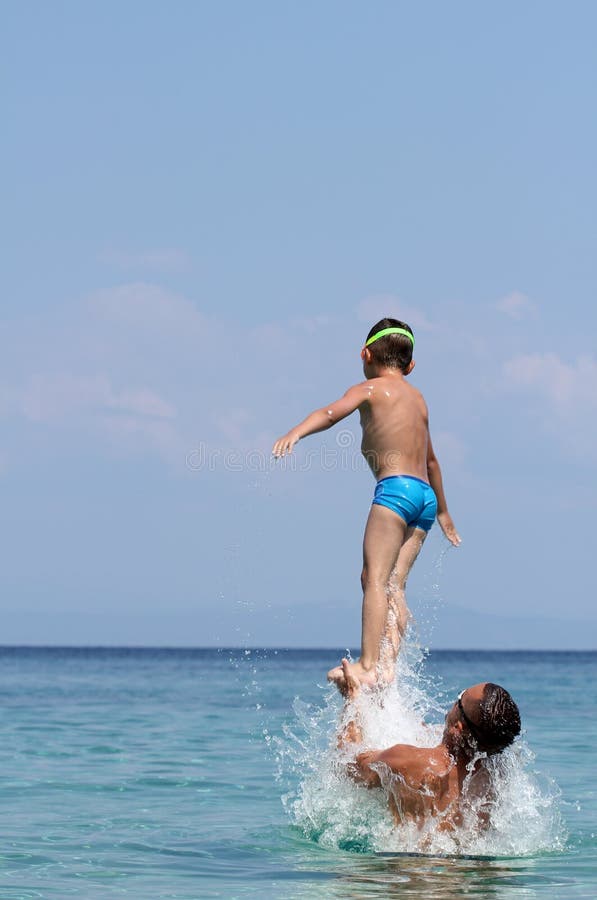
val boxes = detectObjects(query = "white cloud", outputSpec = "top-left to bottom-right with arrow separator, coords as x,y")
214,408 -> 254,444
432,430 -> 468,468
10,280 -> 572,473
100,248 -> 191,273
502,352 -> 597,460
289,314 -> 332,333
248,322 -> 290,349
503,352 -> 597,412
109,388 -> 176,419
14,374 -> 176,424
0,282 -> 315,467
356,295 -> 435,332
2,371 -> 182,463
12,374 -> 111,423
88,282 -> 205,337
495,291 -> 537,320
95,412 -> 184,462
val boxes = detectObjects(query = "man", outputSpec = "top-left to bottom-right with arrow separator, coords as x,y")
336,660 -> 521,833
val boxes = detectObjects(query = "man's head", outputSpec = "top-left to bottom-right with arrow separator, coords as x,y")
446,682 -> 521,756
362,318 -> 415,375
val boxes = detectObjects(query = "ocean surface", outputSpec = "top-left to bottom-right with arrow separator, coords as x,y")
0,646 -> 595,899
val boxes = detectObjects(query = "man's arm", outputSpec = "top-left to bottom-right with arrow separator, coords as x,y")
348,749 -> 385,787
334,663 -> 421,792
272,383 -> 368,457
467,764 -> 495,832
334,659 -> 387,788
336,658 -> 364,749
427,434 -> 461,546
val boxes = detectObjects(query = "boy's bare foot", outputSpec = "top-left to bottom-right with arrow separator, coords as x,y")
335,658 -> 362,700
327,659 -> 377,688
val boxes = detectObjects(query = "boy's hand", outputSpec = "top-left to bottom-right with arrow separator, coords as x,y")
437,511 -> 461,547
272,431 -> 301,458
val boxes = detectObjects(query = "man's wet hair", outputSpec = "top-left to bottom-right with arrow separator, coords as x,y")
365,318 -> 414,373
476,683 -> 521,755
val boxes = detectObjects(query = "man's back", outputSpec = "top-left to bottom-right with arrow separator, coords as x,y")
357,743 -> 490,832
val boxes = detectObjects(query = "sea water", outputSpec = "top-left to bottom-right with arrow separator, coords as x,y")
0,646 -> 595,898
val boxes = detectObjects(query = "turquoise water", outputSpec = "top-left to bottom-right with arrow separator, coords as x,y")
0,647 -> 595,898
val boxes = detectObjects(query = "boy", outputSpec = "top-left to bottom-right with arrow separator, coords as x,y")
272,318 -> 460,686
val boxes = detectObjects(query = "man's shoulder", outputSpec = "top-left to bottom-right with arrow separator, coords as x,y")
381,745 -> 447,793
378,742 -> 432,770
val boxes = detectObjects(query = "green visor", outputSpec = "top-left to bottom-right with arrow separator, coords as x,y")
365,327 -> 414,348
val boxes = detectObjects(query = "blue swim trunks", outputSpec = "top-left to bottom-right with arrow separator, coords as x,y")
372,475 -> 437,532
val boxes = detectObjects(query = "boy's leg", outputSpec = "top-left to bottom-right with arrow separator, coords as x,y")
378,526 -> 427,682
328,503 -> 406,686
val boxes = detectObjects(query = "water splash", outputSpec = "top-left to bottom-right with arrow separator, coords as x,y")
274,635 -> 564,857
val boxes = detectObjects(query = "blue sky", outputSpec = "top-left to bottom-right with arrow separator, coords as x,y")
2,2 -> 596,648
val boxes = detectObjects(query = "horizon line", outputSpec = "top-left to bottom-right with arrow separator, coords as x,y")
0,644 -> 595,653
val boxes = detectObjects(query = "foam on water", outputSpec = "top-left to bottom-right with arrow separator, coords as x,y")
275,637 -> 565,857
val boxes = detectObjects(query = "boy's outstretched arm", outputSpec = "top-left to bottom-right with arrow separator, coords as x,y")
427,435 -> 461,546
272,384 -> 366,457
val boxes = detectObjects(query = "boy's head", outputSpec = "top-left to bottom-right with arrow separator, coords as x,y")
362,318 -> 415,374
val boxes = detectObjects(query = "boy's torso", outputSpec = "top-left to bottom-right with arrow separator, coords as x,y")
358,375 -> 429,481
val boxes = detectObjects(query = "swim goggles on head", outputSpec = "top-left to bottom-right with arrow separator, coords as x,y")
365,327 -> 415,348
457,690 -> 484,743
457,689 -> 512,755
